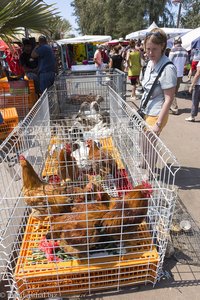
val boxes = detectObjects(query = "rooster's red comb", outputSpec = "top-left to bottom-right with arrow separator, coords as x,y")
19,155 -> 26,161
141,181 -> 153,197
65,143 -> 71,153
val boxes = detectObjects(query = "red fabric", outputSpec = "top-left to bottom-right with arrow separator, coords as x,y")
0,40 -> 9,51
191,60 -> 198,72
5,49 -> 24,76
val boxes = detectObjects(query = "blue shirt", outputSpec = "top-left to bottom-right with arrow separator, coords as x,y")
141,55 -> 177,116
36,44 -> 56,73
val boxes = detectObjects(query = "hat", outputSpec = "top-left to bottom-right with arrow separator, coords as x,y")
119,38 -> 124,42
174,37 -> 182,45
97,44 -> 104,49
23,38 -> 32,46
38,35 -> 47,42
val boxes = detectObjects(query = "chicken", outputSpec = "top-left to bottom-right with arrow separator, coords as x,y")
66,175 -> 110,205
46,201 -> 108,258
19,155 -> 72,221
75,101 -> 102,127
101,182 -> 152,241
86,139 -> 118,178
58,143 -> 79,183
90,101 -> 100,114
70,94 -> 104,105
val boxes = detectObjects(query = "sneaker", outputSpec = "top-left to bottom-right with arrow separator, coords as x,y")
185,116 -> 195,122
170,107 -> 179,115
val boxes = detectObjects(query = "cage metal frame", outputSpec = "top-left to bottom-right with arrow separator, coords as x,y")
0,81 -> 180,299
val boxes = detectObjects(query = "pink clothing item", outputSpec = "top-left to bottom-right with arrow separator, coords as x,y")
94,49 -> 102,67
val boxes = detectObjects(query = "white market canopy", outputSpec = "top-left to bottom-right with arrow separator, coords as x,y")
181,27 -> 200,51
56,35 -> 112,46
125,22 -> 158,40
161,27 -> 192,38
126,23 -> 192,40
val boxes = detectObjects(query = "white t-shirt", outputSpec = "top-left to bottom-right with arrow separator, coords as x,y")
169,46 -> 188,77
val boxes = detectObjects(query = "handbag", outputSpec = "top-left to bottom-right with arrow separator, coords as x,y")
137,61 -> 173,119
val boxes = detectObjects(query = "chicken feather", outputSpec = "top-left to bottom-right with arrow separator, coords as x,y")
19,155 -> 72,220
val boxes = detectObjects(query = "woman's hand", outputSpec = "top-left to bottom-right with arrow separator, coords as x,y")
151,123 -> 161,136
189,84 -> 194,93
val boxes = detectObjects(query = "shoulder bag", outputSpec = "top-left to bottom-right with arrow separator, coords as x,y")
137,61 -> 174,119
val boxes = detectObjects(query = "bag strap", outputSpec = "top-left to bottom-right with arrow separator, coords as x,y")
141,61 -> 174,110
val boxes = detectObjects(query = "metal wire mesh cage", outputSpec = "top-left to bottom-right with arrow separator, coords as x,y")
0,84 -> 179,299
0,80 -> 37,120
51,69 -> 127,117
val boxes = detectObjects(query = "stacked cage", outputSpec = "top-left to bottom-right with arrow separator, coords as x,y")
0,80 -> 38,121
0,75 -> 179,299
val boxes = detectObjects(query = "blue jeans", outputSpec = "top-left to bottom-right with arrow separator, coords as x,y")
26,72 -> 40,94
96,64 -> 103,85
39,71 -> 55,93
191,85 -> 200,117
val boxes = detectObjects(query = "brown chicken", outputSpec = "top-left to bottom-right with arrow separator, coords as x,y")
46,201 -> 108,258
86,140 -> 118,178
59,143 -> 79,183
19,155 -> 72,220
66,174 -> 110,205
101,182 -> 152,241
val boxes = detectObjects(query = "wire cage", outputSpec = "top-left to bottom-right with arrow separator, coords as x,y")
54,68 -> 127,110
0,80 -> 38,120
0,85 -> 179,299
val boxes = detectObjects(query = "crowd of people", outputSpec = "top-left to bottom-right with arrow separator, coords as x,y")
0,31 -> 199,130
94,30 -> 200,135
0,35 -> 57,95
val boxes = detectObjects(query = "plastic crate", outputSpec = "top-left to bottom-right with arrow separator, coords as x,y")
0,107 -> 19,140
0,79 -> 38,118
15,216 -> 159,299
42,136 -> 125,180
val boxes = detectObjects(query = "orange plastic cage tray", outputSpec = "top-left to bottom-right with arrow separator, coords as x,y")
15,216 -> 159,299
42,136 -> 125,179
0,79 -> 38,117
0,107 -> 19,140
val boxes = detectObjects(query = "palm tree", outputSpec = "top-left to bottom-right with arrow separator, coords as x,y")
0,0 -> 58,41
46,16 -> 72,40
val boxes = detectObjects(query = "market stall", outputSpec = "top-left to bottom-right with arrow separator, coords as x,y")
181,27 -> 200,50
126,23 -> 192,40
56,35 -> 112,71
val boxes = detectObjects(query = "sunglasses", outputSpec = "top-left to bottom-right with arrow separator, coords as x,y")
146,32 -> 163,38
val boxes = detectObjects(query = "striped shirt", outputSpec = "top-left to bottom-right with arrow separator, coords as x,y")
169,46 -> 188,77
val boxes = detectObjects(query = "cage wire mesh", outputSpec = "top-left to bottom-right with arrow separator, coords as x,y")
0,82 -> 30,120
170,195 -> 200,266
50,69 -> 127,119
0,80 -> 180,299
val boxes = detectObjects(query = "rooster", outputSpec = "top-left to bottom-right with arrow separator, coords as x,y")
19,155 -> 72,221
58,143 -> 79,183
100,181 -> 152,242
86,140 -> 118,178
46,201 -> 108,258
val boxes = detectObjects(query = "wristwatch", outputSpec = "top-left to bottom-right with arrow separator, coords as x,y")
156,121 -> 162,128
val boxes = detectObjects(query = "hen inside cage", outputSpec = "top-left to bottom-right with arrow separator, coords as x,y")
0,84 -> 179,298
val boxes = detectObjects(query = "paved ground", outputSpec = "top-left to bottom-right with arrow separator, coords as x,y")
115,79 -> 200,300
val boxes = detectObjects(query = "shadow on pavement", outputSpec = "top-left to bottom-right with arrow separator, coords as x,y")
158,165 -> 200,190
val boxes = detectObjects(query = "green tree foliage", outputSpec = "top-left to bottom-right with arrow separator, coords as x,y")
71,0 -> 176,37
181,0 -> 200,28
71,0 -> 105,35
45,16 -> 72,40
0,0 -> 58,40
143,0 -> 173,26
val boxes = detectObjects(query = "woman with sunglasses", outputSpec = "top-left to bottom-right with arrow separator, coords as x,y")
141,28 -> 177,136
